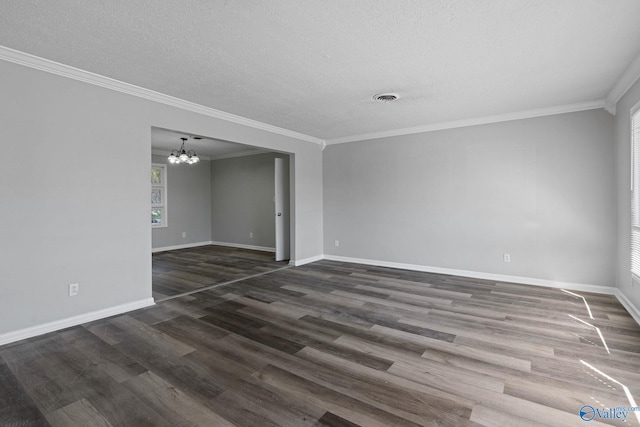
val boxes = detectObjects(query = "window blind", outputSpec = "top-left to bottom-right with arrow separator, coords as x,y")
631,108 -> 640,280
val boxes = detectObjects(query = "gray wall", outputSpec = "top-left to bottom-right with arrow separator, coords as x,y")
211,153 -> 289,249
0,58 -> 324,335
324,109 -> 616,287
151,155 -> 212,249
615,77 -> 640,310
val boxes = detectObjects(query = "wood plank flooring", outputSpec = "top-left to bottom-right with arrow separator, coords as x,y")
152,245 -> 288,301
2,260 -> 640,426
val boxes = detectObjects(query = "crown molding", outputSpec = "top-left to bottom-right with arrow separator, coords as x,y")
326,99 -> 606,145
0,45 -> 325,146
3,44 -> 625,148
605,50 -> 640,115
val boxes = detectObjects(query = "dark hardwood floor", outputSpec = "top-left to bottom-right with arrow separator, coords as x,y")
152,245 -> 289,301
2,260 -> 640,426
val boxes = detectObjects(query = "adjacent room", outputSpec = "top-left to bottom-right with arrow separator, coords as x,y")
1,1 -> 640,426
150,127 -> 291,301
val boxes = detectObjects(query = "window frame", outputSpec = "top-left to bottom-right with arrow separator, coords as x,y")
630,103 -> 640,282
151,163 -> 167,228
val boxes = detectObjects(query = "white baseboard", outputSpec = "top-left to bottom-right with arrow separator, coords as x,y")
0,298 -> 155,346
3,257 -> 636,348
291,254 -> 325,266
210,241 -> 275,253
323,254 -> 616,295
153,241 -> 276,253
615,289 -> 640,326
152,241 -> 213,253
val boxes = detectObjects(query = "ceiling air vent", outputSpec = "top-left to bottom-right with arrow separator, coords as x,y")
373,93 -> 399,102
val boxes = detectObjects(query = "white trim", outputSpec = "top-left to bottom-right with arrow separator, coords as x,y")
210,241 -> 275,253
0,298 -> 155,346
3,45 -> 624,149
152,240 -> 277,253
326,100 -> 606,145
0,45 -> 324,146
605,50 -> 640,115
323,254 -> 616,295
152,241 -> 214,253
290,254 -> 324,266
615,289 -> 640,327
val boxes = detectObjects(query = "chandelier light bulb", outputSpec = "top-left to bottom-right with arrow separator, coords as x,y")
167,137 -> 200,165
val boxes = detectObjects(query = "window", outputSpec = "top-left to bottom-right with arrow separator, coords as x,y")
632,107 -> 640,280
151,163 -> 167,228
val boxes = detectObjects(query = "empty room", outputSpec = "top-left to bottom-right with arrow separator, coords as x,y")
1,1 -> 640,426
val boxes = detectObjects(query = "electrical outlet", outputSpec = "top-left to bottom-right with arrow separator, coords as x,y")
250,232 -> 253,238
182,232 -> 186,238
69,283 -> 79,296
335,240 -> 340,247
503,253 -> 511,263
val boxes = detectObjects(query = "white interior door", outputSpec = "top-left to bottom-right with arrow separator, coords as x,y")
274,157 -> 290,261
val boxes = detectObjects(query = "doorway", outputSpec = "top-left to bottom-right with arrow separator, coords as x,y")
150,127 -> 293,301
275,156 -> 290,261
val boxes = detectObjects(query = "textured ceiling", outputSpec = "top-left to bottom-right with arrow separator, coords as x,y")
1,1 -> 640,142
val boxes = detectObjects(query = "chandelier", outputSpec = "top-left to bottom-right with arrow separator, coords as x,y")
168,137 -> 200,164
